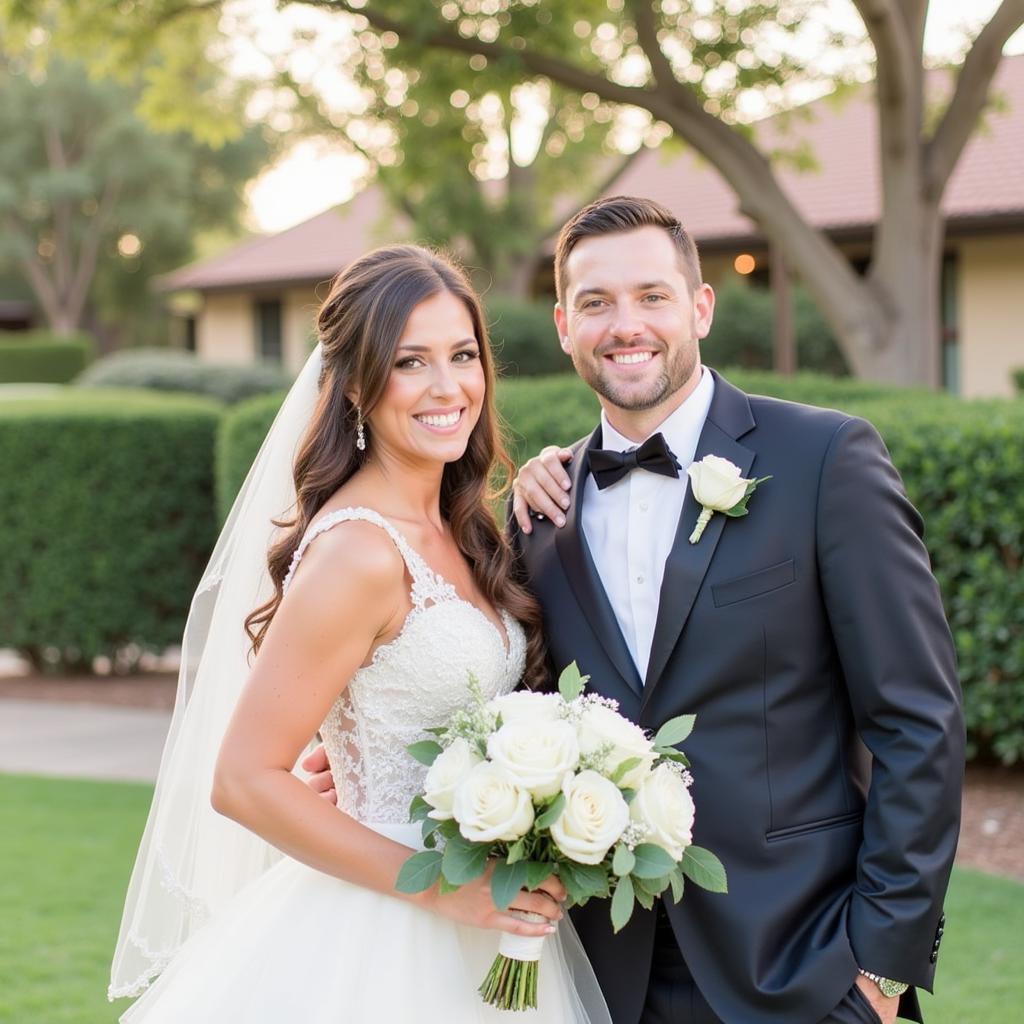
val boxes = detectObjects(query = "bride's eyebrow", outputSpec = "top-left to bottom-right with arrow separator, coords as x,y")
396,339 -> 479,353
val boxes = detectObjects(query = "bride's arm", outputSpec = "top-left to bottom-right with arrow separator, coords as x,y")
211,522 -> 560,938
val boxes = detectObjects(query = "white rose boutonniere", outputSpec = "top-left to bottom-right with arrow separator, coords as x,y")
687,455 -> 771,544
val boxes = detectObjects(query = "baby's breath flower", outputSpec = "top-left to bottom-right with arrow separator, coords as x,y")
619,821 -> 651,851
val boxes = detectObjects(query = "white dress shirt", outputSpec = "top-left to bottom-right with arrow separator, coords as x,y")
581,369 -> 715,682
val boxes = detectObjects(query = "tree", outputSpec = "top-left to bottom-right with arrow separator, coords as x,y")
0,56 -> 269,339
301,0 -> 1023,388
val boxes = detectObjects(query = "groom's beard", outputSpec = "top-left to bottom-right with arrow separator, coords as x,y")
573,336 -> 698,413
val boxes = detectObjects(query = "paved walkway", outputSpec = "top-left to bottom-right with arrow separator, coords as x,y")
0,699 -> 172,784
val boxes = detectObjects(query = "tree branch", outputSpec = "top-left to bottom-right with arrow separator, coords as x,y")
42,122 -> 74,300
66,179 -> 121,330
5,214 -> 62,330
924,0 -> 1024,198
627,0 -> 678,95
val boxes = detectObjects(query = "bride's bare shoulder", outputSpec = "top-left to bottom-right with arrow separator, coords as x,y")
285,517 -> 406,609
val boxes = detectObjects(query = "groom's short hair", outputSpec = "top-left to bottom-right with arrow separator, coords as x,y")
554,195 -> 702,303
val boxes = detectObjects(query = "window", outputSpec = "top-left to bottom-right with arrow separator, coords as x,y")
255,298 -> 283,363
940,254 -> 960,394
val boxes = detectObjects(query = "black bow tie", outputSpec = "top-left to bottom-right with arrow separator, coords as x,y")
589,432 -> 681,490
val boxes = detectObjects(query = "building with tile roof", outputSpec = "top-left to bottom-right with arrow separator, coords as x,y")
162,55 -> 1024,395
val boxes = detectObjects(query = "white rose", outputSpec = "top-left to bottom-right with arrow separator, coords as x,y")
487,719 -> 580,799
577,702 -> 657,789
550,770 -> 630,865
630,763 -> 695,861
487,690 -> 564,726
423,738 -> 483,820
452,761 -> 535,843
687,455 -> 749,511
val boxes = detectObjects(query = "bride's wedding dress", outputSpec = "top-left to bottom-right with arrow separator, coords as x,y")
120,508 -> 609,1023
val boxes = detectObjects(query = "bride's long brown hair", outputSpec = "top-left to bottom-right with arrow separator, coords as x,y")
244,244 -> 547,688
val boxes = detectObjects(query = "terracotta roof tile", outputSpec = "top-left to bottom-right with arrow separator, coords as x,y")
605,53 -> 1024,244
158,187 -> 407,292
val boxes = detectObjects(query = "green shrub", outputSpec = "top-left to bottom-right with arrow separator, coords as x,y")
76,348 -> 291,404
709,280 -> 849,376
214,371 -> 1023,763
216,391 -> 287,521
0,330 -> 96,383
863,400 -> 1024,766
1012,368 -> 1024,396
0,388 -> 221,671
486,297 -> 567,377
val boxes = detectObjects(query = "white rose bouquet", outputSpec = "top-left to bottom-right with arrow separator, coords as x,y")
396,664 -> 727,1012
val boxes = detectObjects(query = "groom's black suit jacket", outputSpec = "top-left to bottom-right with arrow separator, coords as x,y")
511,370 -> 964,1024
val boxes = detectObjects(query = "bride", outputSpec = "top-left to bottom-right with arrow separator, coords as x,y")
108,245 -> 610,1022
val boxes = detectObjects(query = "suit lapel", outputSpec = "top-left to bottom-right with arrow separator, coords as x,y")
641,372 -> 757,707
555,427 -> 644,698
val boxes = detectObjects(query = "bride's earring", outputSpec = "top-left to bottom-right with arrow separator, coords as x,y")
356,408 -> 367,452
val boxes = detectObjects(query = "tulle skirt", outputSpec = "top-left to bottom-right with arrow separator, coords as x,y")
119,823 -> 611,1023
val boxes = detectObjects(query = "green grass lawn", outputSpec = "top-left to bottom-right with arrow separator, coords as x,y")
1,773 -> 1021,1023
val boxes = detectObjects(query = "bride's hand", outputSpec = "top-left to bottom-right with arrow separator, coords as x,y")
425,861 -> 566,937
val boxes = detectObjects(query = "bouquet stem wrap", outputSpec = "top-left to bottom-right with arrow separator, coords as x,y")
479,911 -> 547,1011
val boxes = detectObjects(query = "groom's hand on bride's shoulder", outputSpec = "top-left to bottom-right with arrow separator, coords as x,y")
301,745 -> 337,805
512,446 -> 573,534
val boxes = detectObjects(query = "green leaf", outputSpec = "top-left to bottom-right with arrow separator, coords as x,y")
560,860 -> 609,900
395,850 -> 443,894
507,837 -> 527,864
525,861 -> 554,890
634,873 -> 670,897
535,792 -> 566,831
610,756 -> 643,785
681,846 -> 728,893
491,859 -> 529,912
653,715 -> 695,749
654,748 -> 691,768
442,833 -> 491,885
631,843 -> 677,879
669,868 -> 685,903
438,874 -> 460,895
612,844 -> 635,877
611,875 -> 635,933
619,787 -> 637,803
436,818 -> 461,841
633,885 -> 655,910
408,793 -> 432,822
421,815 -> 443,844
557,661 -> 588,702
407,740 -> 443,766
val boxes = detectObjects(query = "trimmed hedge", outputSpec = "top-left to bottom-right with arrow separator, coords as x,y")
215,390 -> 288,522
76,348 -> 292,404
485,297 -> 568,377
0,331 -> 96,383
710,280 -> 849,376
0,389 -> 221,671
212,369 -> 1024,763
864,401 -> 1024,765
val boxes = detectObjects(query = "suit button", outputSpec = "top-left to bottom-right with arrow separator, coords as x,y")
937,926 -> 944,938
930,952 -> 938,963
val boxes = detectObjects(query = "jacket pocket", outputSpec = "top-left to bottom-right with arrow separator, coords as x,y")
712,558 -> 796,607
765,809 -> 862,843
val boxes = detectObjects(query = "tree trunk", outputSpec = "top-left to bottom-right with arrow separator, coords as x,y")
863,203 -> 944,386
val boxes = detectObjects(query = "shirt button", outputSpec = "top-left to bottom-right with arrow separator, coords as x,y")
639,501 -> 649,512
636,575 -> 645,584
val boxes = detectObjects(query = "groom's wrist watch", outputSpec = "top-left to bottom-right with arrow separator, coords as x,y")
858,968 -> 909,999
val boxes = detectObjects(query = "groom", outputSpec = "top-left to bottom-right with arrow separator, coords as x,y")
509,196 -> 964,1024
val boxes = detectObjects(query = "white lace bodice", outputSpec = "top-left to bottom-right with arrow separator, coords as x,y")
284,507 -> 526,823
